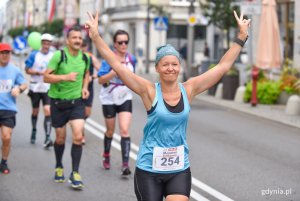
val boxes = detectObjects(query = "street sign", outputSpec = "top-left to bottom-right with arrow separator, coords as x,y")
154,16 -> 168,31
13,36 -> 27,51
188,14 -> 197,26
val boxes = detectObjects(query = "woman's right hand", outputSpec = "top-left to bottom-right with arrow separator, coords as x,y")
85,11 -> 100,40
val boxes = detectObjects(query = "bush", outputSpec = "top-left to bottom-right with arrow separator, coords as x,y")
279,58 -> 300,95
244,80 -> 281,104
7,19 -> 64,39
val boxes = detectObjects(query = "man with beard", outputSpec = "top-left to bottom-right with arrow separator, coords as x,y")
44,26 -> 90,190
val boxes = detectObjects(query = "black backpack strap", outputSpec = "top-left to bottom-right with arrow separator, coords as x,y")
82,52 -> 88,71
57,49 -> 67,68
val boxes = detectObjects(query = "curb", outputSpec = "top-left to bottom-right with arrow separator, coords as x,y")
196,94 -> 300,129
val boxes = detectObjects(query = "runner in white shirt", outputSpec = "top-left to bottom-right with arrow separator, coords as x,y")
25,33 -> 54,148
97,30 -> 137,176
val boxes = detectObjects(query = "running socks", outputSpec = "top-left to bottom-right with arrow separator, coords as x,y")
104,135 -> 112,155
71,144 -> 82,172
121,137 -> 131,165
1,159 -> 7,165
54,143 -> 65,168
31,115 -> 38,130
44,116 -> 52,139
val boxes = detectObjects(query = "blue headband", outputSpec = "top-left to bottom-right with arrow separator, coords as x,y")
155,44 -> 181,65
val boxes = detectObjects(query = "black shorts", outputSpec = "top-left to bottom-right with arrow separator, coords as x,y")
0,110 -> 16,128
134,167 -> 191,201
84,83 -> 94,107
102,100 -> 132,118
50,98 -> 85,128
28,90 -> 50,108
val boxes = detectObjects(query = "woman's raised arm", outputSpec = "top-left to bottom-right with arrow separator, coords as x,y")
85,11 -> 155,109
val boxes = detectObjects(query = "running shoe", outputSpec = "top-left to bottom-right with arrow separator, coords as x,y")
121,165 -> 131,176
54,167 -> 65,183
30,129 -> 36,144
102,153 -> 110,170
0,163 -> 10,174
69,171 -> 84,189
43,138 -> 53,149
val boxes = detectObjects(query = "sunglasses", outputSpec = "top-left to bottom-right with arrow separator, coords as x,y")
117,41 -> 129,45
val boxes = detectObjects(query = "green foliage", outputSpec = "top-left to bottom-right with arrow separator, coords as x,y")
226,66 -> 238,76
279,58 -> 300,94
244,80 -> 281,104
7,19 -> 64,39
200,0 -> 240,49
8,27 -> 24,38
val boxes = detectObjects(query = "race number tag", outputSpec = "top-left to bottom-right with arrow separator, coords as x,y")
32,83 -> 49,93
0,79 -> 13,93
112,86 -> 129,105
152,145 -> 184,171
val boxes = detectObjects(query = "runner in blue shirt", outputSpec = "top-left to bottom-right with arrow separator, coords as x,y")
0,43 -> 27,174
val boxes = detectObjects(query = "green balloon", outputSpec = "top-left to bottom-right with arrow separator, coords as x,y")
27,32 -> 42,50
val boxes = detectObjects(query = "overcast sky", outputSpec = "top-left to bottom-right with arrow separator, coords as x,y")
0,0 -> 8,10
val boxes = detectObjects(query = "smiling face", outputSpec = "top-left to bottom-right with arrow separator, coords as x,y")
0,51 -> 11,66
156,55 -> 181,82
66,30 -> 83,52
41,40 -> 52,54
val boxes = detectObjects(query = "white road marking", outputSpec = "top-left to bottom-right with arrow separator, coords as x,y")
85,118 -> 234,201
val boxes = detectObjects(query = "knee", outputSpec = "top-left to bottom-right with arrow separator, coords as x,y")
55,134 -> 66,144
72,135 -> 82,144
119,129 -> 129,137
2,135 -> 11,145
105,130 -> 114,137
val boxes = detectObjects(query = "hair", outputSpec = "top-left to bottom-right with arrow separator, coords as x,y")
113,30 -> 130,43
66,25 -> 82,38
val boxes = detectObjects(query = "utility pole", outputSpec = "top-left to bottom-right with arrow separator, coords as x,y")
145,0 -> 150,74
187,0 -> 195,79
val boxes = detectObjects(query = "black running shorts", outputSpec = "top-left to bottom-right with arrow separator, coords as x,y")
0,110 -> 16,128
102,100 -> 132,118
50,98 -> 85,128
28,90 -> 50,108
134,167 -> 191,201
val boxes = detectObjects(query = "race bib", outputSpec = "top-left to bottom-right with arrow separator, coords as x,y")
112,85 -> 130,105
152,145 -> 184,171
31,82 -> 49,93
0,79 -> 13,93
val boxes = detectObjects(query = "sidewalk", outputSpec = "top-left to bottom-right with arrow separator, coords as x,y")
138,72 -> 300,129
197,93 -> 300,129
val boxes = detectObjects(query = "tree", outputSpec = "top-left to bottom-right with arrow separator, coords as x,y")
7,19 -> 64,39
200,0 -> 239,49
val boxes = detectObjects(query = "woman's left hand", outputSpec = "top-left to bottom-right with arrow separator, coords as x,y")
234,10 -> 251,40
85,11 -> 100,40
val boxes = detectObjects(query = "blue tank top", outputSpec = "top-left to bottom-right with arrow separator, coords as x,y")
136,82 -> 190,173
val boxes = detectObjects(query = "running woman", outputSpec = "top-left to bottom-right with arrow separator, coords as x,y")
97,30 -> 137,176
86,10 -> 250,200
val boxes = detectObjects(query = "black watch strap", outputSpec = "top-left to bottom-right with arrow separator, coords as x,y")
234,36 -> 248,47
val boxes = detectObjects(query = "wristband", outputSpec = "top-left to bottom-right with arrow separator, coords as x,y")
19,87 -> 24,93
234,36 -> 248,47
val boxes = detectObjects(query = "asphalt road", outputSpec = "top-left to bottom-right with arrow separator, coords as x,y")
0,80 -> 299,201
